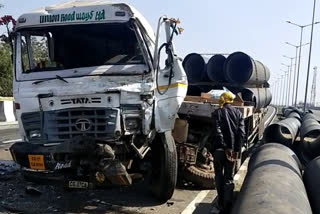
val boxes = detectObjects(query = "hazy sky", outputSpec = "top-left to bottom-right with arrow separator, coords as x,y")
1,0 -> 319,104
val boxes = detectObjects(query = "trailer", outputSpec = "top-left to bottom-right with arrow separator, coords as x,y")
173,93 -> 267,188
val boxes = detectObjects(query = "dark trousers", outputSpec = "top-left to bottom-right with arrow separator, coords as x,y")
213,149 -> 235,212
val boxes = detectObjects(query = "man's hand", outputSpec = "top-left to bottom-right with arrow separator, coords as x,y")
225,149 -> 238,162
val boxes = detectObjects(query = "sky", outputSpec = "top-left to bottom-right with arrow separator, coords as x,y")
0,0 -> 319,105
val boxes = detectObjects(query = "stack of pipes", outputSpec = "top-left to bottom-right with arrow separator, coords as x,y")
252,110 -> 320,214
182,52 -> 272,110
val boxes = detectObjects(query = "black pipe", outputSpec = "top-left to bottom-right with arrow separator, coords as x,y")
302,112 -> 317,122
232,143 -> 312,214
224,52 -> 270,84
264,118 -> 301,146
240,88 -> 272,110
283,107 -> 304,118
287,111 -> 302,122
206,54 -> 226,82
182,53 -> 209,83
248,143 -> 302,172
299,114 -> 320,163
303,156 -> 320,214
186,85 -> 202,96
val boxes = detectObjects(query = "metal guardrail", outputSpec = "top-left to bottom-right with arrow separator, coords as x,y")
264,106 -> 277,128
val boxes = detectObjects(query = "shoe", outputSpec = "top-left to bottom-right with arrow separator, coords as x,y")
210,206 -> 220,214
211,202 -> 224,214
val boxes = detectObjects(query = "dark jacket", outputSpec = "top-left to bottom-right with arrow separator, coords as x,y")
212,104 -> 245,152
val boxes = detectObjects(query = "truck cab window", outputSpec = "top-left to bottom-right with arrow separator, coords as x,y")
21,34 -> 56,72
30,35 -> 52,70
21,36 -> 30,72
18,22 -> 145,73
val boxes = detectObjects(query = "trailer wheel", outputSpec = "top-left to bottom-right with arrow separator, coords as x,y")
183,165 -> 215,189
151,131 -> 177,202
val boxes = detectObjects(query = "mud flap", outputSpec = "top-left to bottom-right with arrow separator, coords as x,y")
151,131 -> 177,202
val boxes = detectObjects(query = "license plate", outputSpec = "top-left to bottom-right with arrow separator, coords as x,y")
68,181 -> 89,189
28,155 -> 45,170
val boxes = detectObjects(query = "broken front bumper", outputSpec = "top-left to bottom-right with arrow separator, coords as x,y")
10,139 -> 132,186
10,142 -> 62,171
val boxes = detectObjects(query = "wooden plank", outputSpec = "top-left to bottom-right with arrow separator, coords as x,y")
179,101 -> 254,119
184,95 -> 244,106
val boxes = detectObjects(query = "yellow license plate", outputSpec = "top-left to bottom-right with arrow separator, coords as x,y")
28,155 -> 45,170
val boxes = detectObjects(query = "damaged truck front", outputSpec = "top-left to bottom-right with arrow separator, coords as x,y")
10,1 -> 187,202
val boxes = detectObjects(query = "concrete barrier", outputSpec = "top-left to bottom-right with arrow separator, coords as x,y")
0,97 -> 16,122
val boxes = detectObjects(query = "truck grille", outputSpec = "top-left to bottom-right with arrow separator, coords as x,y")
21,112 -> 41,137
44,108 -> 118,141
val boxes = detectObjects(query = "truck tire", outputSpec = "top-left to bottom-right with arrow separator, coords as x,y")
183,165 -> 215,189
151,131 -> 177,202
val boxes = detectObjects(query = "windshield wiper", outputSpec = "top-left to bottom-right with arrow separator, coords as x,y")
33,75 -> 69,85
55,75 -> 68,83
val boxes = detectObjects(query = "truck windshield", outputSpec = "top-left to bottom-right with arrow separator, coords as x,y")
18,22 -> 145,73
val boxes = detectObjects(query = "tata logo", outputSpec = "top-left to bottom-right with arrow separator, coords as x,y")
71,98 -> 91,104
75,118 -> 92,132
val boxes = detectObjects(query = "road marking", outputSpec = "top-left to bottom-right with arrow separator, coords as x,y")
181,159 -> 250,214
234,174 -> 240,181
181,190 -> 211,214
240,165 -> 247,171
2,139 -> 22,144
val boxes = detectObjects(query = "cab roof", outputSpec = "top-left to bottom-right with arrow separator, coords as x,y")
16,0 -> 155,41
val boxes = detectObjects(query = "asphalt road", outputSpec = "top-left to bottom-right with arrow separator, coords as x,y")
0,127 -> 20,160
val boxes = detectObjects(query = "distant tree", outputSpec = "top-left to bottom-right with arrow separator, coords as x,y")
0,43 -> 12,96
0,14 -> 15,97
0,15 -> 16,48
31,36 -> 50,64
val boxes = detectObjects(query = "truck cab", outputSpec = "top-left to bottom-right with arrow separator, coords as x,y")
10,1 -> 187,202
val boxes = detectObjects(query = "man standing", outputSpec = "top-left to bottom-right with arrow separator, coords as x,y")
212,92 -> 245,214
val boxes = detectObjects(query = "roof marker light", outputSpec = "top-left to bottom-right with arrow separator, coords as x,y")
18,17 -> 26,23
115,11 -> 125,17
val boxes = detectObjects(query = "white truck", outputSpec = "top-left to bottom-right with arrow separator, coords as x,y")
9,1 -> 187,201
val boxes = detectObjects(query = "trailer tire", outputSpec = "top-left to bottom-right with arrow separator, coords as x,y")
183,165 -> 215,189
151,131 -> 177,202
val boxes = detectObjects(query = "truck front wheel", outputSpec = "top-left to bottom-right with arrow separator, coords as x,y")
151,131 -> 177,202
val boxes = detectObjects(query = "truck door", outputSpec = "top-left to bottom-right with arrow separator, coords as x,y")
153,17 -> 188,133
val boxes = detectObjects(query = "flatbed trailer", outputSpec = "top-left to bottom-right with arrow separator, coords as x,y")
173,95 -> 266,188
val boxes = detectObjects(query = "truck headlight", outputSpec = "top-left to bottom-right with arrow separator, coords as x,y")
29,130 -> 41,139
125,118 -> 140,130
